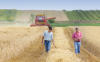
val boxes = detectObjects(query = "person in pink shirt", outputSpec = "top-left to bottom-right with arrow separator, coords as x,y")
72,27 -> 83,54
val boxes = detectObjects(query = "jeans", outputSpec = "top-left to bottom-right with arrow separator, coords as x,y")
44,41 -> 51,52
74,41 -> 81,54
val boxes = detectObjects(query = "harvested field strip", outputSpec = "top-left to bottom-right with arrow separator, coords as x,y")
0,26 -> 48,62
6,34 -> 45,62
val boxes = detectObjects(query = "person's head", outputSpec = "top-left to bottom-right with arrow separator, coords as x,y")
75,27 -> 79,33
48,27 -> 52,32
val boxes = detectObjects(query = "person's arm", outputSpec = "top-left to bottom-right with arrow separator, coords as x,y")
78,32 -> 83,40
42,36 -> 44,44
72,33 -> 76,41
73,38 -> 78,41
51,33 -> 55,45
78,37 -> 82,39
72,38 -> 75,41
52,39 -> 55,45
42,31 -> 45,44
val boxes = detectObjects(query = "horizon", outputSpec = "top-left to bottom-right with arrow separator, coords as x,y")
0,9 -> 99,11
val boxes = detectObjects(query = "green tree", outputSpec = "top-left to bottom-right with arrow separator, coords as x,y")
30,14 -> 35,23
48,19 -> 55,23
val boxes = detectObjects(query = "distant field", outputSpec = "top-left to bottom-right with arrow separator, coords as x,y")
1,10 -> 100,22
49,23 -> 100,27
65,10 -> 100,21
15,10 -> 69,21
0,9 -> 17,21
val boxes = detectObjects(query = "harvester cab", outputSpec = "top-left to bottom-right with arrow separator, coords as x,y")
30,14 -> 56,28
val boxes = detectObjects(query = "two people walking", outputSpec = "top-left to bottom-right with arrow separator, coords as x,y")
42,27 -> 83,54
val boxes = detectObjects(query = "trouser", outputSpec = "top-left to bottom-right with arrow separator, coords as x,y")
44,41 -> 51,52
74,41 -> 81,54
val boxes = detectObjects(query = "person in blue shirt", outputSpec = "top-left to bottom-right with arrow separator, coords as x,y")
42,27 -> 55,52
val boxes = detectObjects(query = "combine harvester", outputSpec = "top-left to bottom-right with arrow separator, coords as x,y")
30,14 -> 56,28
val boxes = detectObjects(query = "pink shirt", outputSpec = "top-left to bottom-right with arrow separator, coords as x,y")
72,31 -> 83,41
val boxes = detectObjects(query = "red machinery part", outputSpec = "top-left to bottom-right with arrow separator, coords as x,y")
30,15 -> 56,28
47,17 -> 56,20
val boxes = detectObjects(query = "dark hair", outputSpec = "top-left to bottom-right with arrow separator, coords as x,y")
49,27 -> 52,30
75,27 -> 79,30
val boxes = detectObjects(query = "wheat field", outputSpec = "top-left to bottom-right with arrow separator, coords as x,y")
0,26 -> 100,62
15,10 -> 69,21
0,26 -> 48,62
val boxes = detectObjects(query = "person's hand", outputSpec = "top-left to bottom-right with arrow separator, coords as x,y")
42,41 -> 43,44
53,43 -> 56,48
53,42 -> 55,46
78,38 -> 81,40
53,43 -> 55,45
74,39 -> 77,41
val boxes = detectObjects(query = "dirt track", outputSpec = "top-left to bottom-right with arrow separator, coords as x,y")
4,27 -> 100,62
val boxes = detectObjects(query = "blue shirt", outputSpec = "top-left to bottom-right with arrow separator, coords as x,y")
43,30 -> 53,40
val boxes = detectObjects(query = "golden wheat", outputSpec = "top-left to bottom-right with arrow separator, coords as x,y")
1,26 -> 100,62
0,26 -> 48,62
38,27 -> 100,62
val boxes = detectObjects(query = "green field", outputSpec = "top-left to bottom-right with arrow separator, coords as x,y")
49,23 -> 100,27
66,10 -> 100,21
0,9 -> 17,21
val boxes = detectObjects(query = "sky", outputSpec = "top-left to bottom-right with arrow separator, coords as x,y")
0,0 -> 100,10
